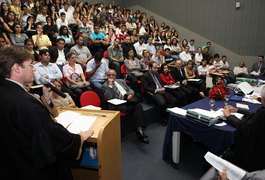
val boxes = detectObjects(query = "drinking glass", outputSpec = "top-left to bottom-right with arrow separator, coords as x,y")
209,99 -> 215,111
224,94 -> 230,106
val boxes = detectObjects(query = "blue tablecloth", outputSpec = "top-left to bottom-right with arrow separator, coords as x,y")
162,97 -> 262,165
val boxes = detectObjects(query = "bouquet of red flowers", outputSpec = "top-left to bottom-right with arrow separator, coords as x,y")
208,81 -> 228,100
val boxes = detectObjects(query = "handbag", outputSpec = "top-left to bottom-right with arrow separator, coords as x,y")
69,73 -> 90,88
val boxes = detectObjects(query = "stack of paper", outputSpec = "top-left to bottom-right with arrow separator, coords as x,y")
187,108 -> 221,125
167,107 -> 187,117
55,111 -> 96,134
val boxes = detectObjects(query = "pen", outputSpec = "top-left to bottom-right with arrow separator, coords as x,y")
91,114 -> 107,117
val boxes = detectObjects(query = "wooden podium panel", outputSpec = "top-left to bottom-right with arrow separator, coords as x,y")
57,107 -> 122,180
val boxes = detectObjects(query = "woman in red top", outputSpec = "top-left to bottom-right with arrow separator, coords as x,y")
160,63 -> 188,106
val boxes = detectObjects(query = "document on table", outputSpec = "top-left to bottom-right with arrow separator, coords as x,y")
80,105 -> 102,110
236,103 -> 249,110
188,79 -> 201,82
204,152 -> 246,180
237,82 -> 254,95
167,107 -> 187,117
107,98 -> 127,105
164,84 -> 179,89
55,111 -> 96,134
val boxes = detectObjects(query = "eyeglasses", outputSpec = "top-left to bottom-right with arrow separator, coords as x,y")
107,74 -> 116,76
21,63 -> 34,68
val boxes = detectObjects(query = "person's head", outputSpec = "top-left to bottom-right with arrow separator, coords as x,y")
46,16 -> 53,25
201,59 -> 207,66
66,51 -> 77,64
0,35 -> 6,48
114,38 -> 120,47
14,23 -> 22,34
36,23 -> 43,34
59,25 -> 69,36
260,86 -> 265,107
94,24 -> 100,34
1,2 -> 8,12
142,50 -> 150,58
138,35 -> 145,44
60,12 -> 66,21
182,39 -> 188,46
186,60 -> 194,69
124,36 -> 131,44
239,61 -> 245,68
197,47 -> 202,53
21,5 -> 28,14
164,48 -> 171,55
51,80 -> 63,91
190,39 -> 194,45
63,2 -> 69,11
120,24 -> 126,33
26,16 -> 34,25
106,69 -> 116,80
206,41 -> 211,47
147,36 -> 153,44
94,52 -> 103,63
222,55 -> 227,62
203,47 -> 209,54
39,49 -> 50,64
149,62 -> 158,74
161,63 -> 169,75
213,53 -> 220,60
7,11 -> 16,22
166,38 -> 171,45
258,55 -> 264,63
184,46 -> 190,53
75,35 -> 84,46
128,49 -> 135,58
24,38 -> 34,51
56,38 -> 65,50
0,47 -> 34,83
41,5 -> 47,15
175,59 -> 183,69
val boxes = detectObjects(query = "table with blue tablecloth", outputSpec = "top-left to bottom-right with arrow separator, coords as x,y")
162,97 -> 262,165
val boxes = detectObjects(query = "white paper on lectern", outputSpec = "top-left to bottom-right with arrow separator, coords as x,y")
237,82 -> 254,95
66,115 -> 96,134
55,111 -> 81,128
204,152 -> 246,180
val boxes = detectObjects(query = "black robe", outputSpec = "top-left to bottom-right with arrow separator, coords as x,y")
0,79 -> 81,180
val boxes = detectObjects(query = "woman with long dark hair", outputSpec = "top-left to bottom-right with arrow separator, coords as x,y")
9,23 -> 28,47
57,25 -> 74,48
43,15 -> 58,43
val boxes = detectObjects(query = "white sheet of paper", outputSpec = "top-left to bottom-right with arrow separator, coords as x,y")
237,82 -> 254,95
55,111 -> 80,128
164,84 -> 179,89
215,122 -> 227,126
236,103 -> 249,110
188,79 -> 201,82
80,105 -> 102,110
167,107 -> 187,117
204,152 -> 246,180
67,115 -> 96,134
107,98 -> 127,105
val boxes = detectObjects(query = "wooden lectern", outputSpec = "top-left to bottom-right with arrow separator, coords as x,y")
57,107 -> 122,180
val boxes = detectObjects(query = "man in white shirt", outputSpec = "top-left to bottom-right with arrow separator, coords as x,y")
179,46 -> 192,64
133,35 -> 147,59
56,12 -> 68,30
35,5 -> 48,26
58,2 -> 73,21
146,36 -> 156,56
34,49 -> 62,84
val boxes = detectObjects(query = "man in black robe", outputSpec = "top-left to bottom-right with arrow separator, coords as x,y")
0,47 -> 93,180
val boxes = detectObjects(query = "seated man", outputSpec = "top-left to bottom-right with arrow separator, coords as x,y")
250,55 -> 265,76
103,69 -> 149,144
233,61 -> 249,77
141,62 -> 177,120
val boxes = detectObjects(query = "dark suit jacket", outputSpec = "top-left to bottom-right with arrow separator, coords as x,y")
0,79 -> 81,180
171,67 -> 187,84
226,107 -> 265,171
141,71 -> 165,94
251,61 -> 265,75
103,79 -> 134,100
49,46 -> 70,63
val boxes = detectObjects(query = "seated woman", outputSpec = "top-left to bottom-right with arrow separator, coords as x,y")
151,49 -> 165,67
160,63 -> 187,106
50,80 -> 76,108
9,23 -> 28,47
57,25 -> 75,49
23,16 -> 36,39
139,49 -> 152,71
197,58 -> 209,80
184,60 -> 206,97
43,16 -> 58,44
124,49 -> 143,95
24,38 -> 39,63
32,23 -> 52,50
62,51 -> 91,103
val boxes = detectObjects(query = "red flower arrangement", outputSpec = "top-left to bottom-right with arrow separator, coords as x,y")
208,81 -> 228,100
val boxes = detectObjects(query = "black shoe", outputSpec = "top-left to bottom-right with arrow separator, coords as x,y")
136,128 -> 150,144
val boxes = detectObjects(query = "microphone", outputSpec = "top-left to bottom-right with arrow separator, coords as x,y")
39,77 -> 67,98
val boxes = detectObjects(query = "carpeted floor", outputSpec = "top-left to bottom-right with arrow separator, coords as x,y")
121,122 -> 210,180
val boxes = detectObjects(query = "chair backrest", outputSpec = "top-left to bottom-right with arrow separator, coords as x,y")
120,64 -> 127,78
80,91 -> 101,107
